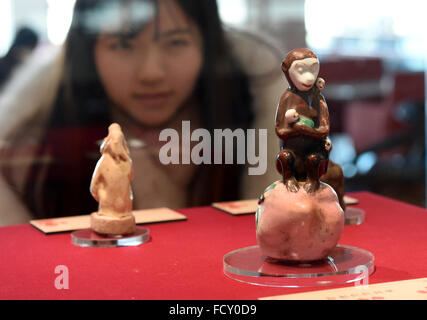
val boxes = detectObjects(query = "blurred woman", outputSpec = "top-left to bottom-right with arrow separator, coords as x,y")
0,0 -> 285,223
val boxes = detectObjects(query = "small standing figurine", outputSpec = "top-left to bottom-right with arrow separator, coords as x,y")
256,49 -> 344,262
90,123 -> 136,235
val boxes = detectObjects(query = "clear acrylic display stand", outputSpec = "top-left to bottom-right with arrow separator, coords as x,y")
71,227 -> 150,248
345,207 -> 365,225
223,244 -> 374,287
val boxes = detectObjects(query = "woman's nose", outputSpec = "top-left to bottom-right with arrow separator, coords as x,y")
135,46 -> 166,85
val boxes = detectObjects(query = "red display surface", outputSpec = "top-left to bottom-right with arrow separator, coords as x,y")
1,192 -> 426,300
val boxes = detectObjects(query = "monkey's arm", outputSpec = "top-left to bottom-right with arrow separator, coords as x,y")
275,91 -> 300,140
90,174 -> 100,201
90,157 -> 105,201
316,97 -> 330,137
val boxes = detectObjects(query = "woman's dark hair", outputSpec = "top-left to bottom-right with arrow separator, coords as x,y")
0,27 -> 39,89
24,0 -> 254,218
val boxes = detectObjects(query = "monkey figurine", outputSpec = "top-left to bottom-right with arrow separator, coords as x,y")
90,123 -> 136,235
275,48 -> 330,193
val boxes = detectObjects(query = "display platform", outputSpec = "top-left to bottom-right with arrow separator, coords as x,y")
345,207 -> 365,225
223,244 -> 374,287
71,227 -> 150,247
1,192 -> 427,300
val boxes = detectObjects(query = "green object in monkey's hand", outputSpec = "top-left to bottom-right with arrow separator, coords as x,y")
296,116 -> 315,128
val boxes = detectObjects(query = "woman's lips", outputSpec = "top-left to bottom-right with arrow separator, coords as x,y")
132,92 -> 172,107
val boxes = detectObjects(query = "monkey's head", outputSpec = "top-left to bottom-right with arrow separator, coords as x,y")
281,48 -> 320,92
100,123 -> 131,162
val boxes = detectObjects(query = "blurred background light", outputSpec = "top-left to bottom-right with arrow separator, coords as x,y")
305,0 -> 427,70
46,0 -> 76,46
217,0 -> 248,25
356,152 -> 377,174
0,0 -> 13,57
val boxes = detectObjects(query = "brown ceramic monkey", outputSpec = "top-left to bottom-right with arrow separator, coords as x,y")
275,48 -> 330,193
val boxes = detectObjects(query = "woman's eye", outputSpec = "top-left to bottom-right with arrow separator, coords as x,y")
109,39 -> 133,50
165,38 -> 189,48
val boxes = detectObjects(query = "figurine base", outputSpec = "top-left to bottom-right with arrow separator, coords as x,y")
344,207 -> 365,225
91,212 -> 136,235
223,244 -> 374,287
71,227 -> 150,248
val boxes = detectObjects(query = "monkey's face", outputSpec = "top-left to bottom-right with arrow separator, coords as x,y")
288,57 -> 319,92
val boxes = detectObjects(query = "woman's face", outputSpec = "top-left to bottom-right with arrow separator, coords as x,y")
94,0 -> 203,127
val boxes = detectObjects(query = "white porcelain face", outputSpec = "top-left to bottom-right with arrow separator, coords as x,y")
288,57 -> 320,92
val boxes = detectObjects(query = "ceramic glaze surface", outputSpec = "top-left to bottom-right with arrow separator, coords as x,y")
90,123 -> 136,235
257,48 -> 346,262
256,181 -> 344,262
